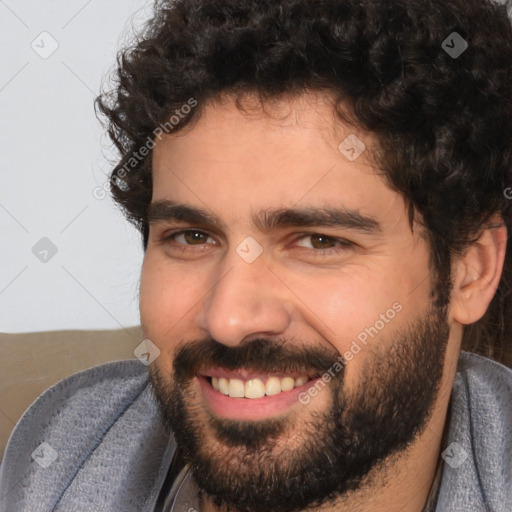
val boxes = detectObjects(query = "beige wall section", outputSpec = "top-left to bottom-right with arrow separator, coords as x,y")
0,326 -> 143,461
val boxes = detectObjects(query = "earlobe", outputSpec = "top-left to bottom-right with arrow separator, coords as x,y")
450,218 -> 507,325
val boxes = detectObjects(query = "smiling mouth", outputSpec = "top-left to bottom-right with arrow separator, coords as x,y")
203,372 -> 315,399
210,375 -> 311,399
196,369 -> 323,420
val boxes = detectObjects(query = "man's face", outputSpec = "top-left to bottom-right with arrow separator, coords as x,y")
140,93 -> 453,512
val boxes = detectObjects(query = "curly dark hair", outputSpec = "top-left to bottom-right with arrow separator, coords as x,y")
95,0 -> 512,367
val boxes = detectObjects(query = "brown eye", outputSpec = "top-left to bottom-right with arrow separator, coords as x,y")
163,230 -> 215,246
296,234 -> 343,250
292,233 -> 355,258
182,231 -> 210,244
309,235 -> 338,249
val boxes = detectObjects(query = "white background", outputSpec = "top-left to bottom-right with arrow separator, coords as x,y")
1,0 -> 155,332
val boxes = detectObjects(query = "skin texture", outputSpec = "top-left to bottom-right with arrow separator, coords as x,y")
139,92 -> 507,512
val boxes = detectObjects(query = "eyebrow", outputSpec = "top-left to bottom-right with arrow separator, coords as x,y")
146,200 -> 382,234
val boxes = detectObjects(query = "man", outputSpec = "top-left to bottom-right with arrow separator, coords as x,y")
1,0 -> 512,510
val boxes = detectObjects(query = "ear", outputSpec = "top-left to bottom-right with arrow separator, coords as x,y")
450,216 -> 507,325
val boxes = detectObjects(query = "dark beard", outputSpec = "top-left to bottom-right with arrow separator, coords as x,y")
149,301 -> 450,512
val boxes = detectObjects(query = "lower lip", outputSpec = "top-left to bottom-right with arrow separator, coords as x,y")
197,376 -> 320,421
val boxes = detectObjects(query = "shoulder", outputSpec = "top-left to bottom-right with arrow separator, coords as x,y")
456,350 -> 512,403
453,351 -> 512,449
436,351 -> 512,511
0,360 -> 173,512
0,358 -> 150,474
4,358 -> 151,443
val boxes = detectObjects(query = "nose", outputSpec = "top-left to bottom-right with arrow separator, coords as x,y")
196,250 -> 292,347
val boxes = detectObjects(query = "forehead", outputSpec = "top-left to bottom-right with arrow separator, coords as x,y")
153,91 -> 376,165
150,91 -> 407,230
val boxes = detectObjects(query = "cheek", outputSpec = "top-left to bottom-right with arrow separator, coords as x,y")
281,266 -> 407,347
281,265 -> 427,392
139,253 -> 203,337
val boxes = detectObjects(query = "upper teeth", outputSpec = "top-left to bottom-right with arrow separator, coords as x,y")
211,376 -> 309,399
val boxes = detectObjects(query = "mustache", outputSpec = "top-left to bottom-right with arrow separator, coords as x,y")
172,337 -> 343,381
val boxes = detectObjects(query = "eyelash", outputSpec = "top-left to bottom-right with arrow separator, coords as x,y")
160,229 -> 354,256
